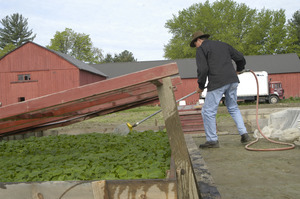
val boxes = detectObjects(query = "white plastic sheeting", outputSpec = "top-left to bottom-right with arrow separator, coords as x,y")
254,108 -> 300,144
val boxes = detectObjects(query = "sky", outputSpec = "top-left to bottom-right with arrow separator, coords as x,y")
0,0 -> 299,61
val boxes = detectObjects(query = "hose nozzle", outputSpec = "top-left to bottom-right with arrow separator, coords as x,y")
126,123 -> 133,131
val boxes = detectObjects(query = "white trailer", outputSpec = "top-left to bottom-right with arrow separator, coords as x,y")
237,71 -> 269,99
200,71 -> 284,104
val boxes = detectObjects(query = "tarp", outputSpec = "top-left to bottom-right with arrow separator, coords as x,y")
254,108 -> 300,142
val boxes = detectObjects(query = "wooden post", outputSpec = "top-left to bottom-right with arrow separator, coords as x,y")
92,180 -> 108,199
157,77 -> 199,199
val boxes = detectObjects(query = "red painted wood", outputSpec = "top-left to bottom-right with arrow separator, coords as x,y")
269,73 -> 300,98
79,70 -> 106,86
0,84 -> 159,135
174,79 -> 200,105
178,106 -> 205,134
0,42 -> 106,106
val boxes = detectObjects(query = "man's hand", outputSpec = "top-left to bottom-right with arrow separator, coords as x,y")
197,88 -> 203,96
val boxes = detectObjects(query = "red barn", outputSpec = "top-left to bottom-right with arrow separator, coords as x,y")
0,42 -> 107,107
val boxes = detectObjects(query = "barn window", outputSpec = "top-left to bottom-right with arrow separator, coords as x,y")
18,97 -> 25,102
18,74 -> 31,81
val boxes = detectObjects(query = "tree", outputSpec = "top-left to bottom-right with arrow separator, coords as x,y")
285,10 -> 300,57
48,28 -> 137,64
101,50 -> 137,63
113,50 -> 137,62
0,13 -> 36,49
288,10 -> 300,54
244,9 -> 291,55
47,28 -> 103,64
102,53 -> 114,63
0,43 -> 16,57
164,0 -> 299,59
290,10 -> 300,42
91,47 -> 104,64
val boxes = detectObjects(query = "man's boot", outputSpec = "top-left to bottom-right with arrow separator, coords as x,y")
241,133 -> 251,143
199,141 -> 219,148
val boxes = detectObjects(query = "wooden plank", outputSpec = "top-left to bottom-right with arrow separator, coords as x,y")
157,77 -> 199,199
179,106 -> 205,134
184,134 -> 221,199
0,89 -> 159,136
92,181 -> 108,199
178,111 -> 202,115
0,179 -> 177,199
105,180 -> 177,199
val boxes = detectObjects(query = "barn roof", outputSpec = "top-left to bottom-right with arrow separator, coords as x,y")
0,42 -> 108,77
245,53 -> 300,74
91,53 -> 300,79
51,50 -> 108,77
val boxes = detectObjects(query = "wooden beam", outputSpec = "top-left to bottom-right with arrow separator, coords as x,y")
0,179 -> 177,199
157,77 -> 199,199
92,181 -> 108,199
184,135 -> 221,199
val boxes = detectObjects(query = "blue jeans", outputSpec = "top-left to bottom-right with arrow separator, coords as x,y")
202,82 -> 247,142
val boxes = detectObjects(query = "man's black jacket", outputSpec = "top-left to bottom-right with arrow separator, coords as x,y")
196,40 -> 246,91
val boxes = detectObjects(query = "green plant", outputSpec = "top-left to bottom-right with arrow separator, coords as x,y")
0,131 -> 171,182
282,97 -> 300,103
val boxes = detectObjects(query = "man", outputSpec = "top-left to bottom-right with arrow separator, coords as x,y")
190,30 -> 250,148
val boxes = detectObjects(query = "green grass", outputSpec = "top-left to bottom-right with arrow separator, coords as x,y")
281,97 -> 300,103
87,106 -> 164,125
52,106 -> 165,131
